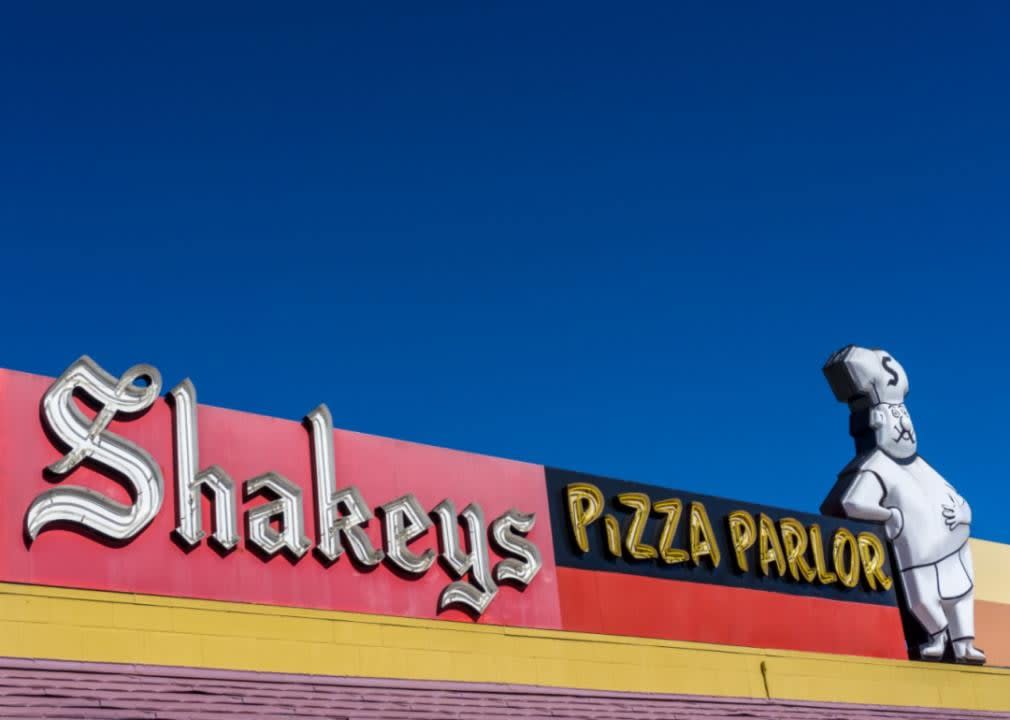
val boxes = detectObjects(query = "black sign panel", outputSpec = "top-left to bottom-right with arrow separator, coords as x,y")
546,467 -> 898,606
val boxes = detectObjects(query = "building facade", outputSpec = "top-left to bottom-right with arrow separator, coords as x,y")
0,359 -> 1008,718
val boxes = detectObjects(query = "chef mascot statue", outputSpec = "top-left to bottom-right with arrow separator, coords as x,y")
822,345 -> 985,664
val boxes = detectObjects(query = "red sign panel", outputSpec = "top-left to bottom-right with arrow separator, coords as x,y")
0,368 -> 562,629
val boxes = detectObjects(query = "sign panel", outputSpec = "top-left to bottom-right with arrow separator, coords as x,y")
0,367 -> 560,629
546,467 -> 906,657
547,468 -> 897,602
0,357 -> 918,660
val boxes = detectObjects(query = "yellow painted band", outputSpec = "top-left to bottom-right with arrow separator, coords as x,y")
0,581 -> 1008,712
971,538 -> 1010,605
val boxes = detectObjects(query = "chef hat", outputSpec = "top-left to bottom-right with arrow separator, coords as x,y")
823,345 -> 909,410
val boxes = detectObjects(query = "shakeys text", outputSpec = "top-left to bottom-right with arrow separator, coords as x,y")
25,356 -> 543,616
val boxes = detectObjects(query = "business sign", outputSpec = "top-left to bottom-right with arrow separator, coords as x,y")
0,359 -> 557,630
0,353 -> 966,662
544,467 -> 903,656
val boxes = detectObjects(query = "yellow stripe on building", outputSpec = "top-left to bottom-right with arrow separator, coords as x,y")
0,582 -> 1009,712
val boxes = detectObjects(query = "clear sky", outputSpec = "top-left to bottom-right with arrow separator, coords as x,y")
2,4 -> 1008,541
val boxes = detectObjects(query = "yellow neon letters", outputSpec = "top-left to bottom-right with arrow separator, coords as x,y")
779,517 -> 817,583
727,510 -> 756,572
833,527 -> 861,588
562,484 -> 892,593
565,483 -> 604,553
653,498 -> 689,564
616,493 -> 658,560
857,531 -> 893,591
689,502 -> 721,568
758,513 -> 787,577
808,523 -> 838,585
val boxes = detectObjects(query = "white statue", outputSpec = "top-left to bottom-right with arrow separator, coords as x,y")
822,346 -> 985,664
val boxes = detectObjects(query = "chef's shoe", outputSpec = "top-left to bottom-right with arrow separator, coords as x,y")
953,639 -> 986,665
918,630 -> 947,661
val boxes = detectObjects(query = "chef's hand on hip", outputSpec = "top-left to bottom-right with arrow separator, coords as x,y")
942,497 -> 970,530
885,507 -> 904,540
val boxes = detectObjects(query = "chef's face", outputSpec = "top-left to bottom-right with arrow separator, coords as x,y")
871,402 -> 917,459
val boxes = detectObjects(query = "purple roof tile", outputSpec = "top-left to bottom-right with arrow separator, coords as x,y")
0,656 -> 1005,720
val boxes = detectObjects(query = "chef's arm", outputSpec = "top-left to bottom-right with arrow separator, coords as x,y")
841,471 -> 890,522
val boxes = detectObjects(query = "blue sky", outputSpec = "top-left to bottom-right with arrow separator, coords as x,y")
2,3 -> 1008,541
